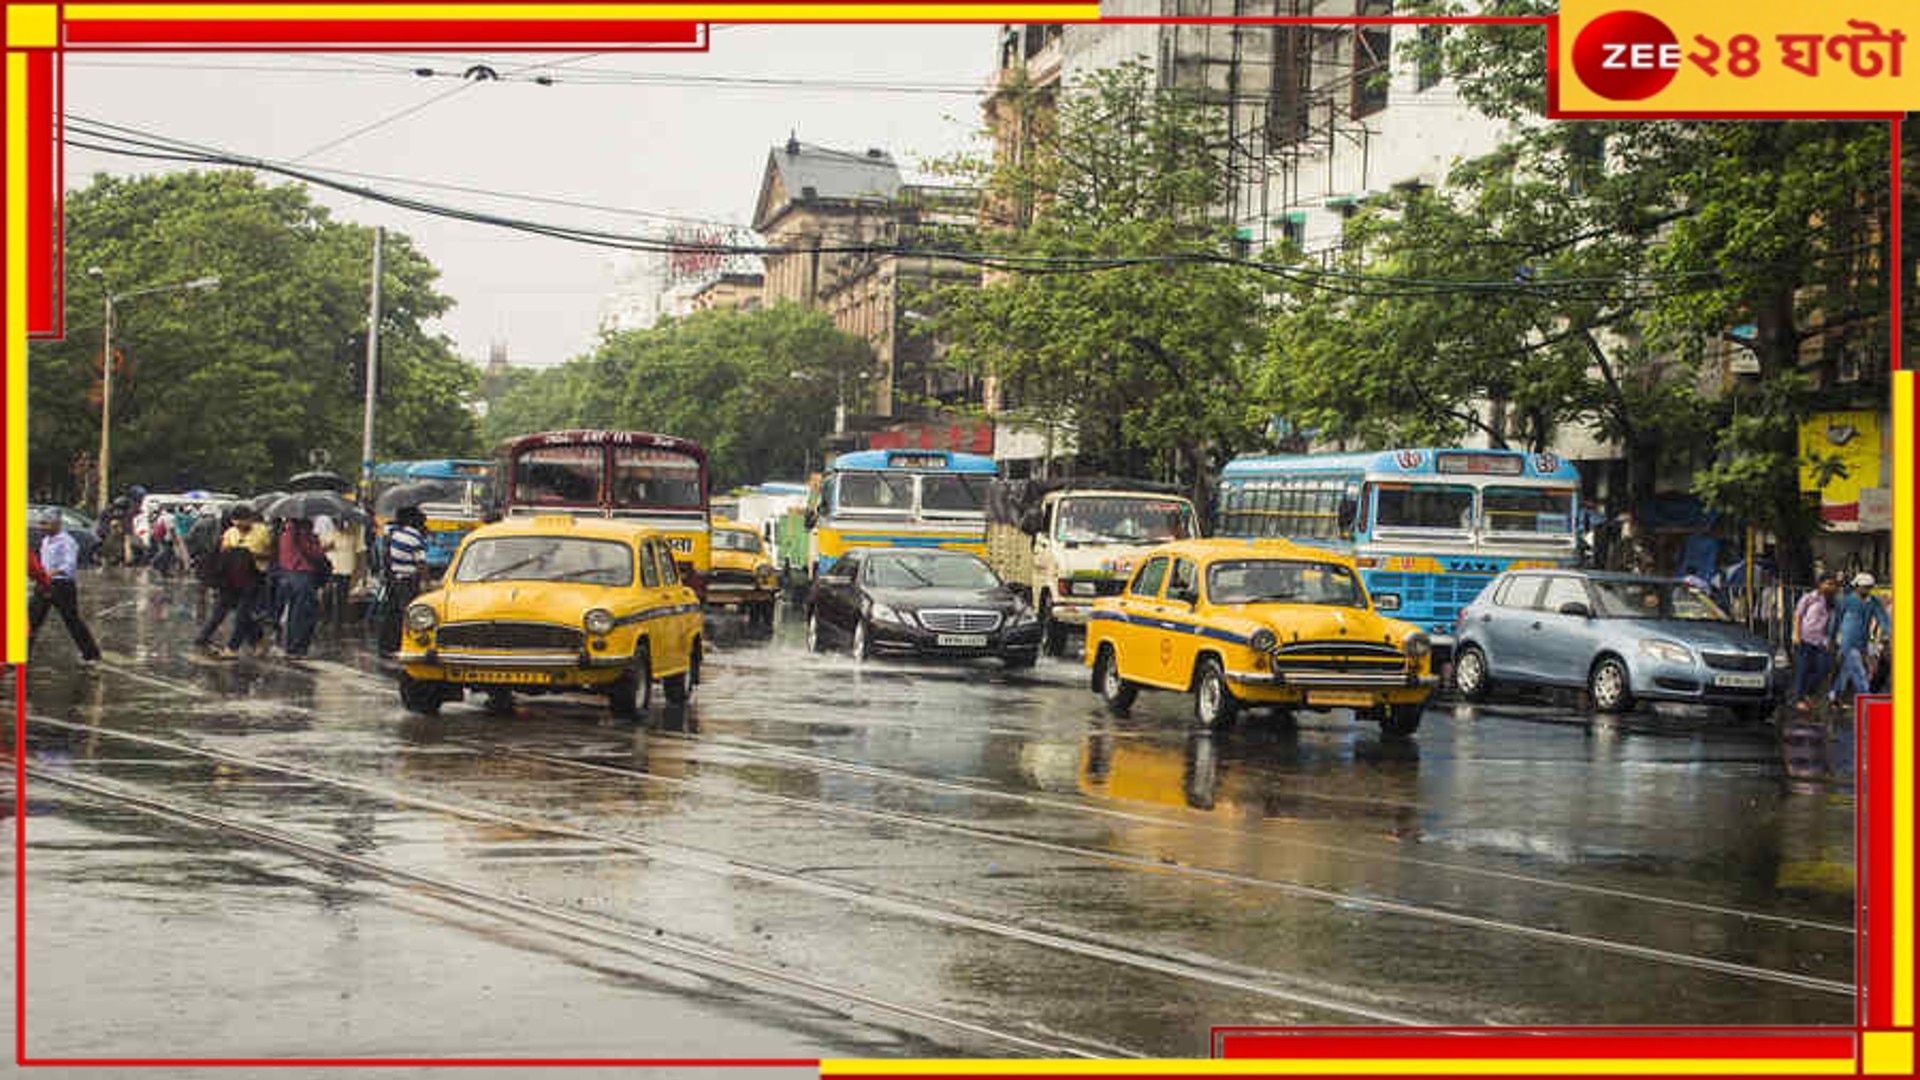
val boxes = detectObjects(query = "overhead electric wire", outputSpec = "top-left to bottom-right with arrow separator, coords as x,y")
63,113 -> 1742,300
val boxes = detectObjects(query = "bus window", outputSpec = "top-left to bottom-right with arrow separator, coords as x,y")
920,473 -> 989,514
1375,484 -> 1475,531
516,448 -> 602,505
613,447 -> 703,510
838,472 -> 913,512
1484,486 -> 1575,534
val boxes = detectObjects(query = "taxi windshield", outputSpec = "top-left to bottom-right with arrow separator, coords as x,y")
453,536 -> 633,587
1206,559 -> 1365,608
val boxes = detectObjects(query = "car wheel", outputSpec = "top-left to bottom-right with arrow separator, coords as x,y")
1454,644 -> 1493,702
1093,644 -> 1136,716
609,647 -> 651,720
805,609 -> 826,653
852,618 -> 873,661
483,689 -> 514,716
1589,655 -> 1634,714
1193,655 -> 1240,729
398,672 -> 443,716
663,644 -> 698,704
1040,593 -> 1068,658
1380,703 -> 1424,739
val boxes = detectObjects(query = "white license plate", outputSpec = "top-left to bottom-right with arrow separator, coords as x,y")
936,633 -> 989,647
450,667 -> 552,685
1713,673 -> 1767,689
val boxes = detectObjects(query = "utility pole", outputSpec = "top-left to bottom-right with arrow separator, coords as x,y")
360,226 -> 383,502
96,291 -> 114,516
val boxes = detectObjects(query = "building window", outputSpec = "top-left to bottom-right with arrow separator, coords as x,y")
1353,25 -> 1391,118
1415,25 -> 1444,92
1274,212 -> 1307,248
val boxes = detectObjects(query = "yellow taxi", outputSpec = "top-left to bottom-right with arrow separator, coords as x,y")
1085,538 -> 1438,736
397,515 -> 703,719
706,517 -> 779,629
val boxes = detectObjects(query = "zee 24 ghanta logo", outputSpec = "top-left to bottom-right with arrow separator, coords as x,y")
1571,8 -> 1905,101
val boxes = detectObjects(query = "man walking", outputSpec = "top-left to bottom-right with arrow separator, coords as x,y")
29,514 -> 103,663
1829,573 -> 1892,708
378,506 -> 429,657
1790,573 -> 1838,710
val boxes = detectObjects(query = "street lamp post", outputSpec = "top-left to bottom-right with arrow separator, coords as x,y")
85,268 -> 220,516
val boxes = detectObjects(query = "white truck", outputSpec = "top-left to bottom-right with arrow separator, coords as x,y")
984,479 -> 1201,656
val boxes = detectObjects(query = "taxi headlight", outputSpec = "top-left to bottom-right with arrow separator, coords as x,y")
405,604 -> 438,632
1639,638 -> 1693,665
1249,628 -> 1277,653
584,609 -> 615,635
1403,632 -> 1432,659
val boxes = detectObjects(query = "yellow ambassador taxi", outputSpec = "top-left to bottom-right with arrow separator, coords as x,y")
706,517 -> 779,629
397,516 -> 703,719
1085,538 -> 1438,736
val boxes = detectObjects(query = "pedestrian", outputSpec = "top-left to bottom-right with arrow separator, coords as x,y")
313,511 -> 360,624
29,514 -> 103,663
270,517 -> 329,661
217,505 -> 275,657
378,506 -> 429,657
1829,572 -> 1892,709
1790,573 -> 1839,710
149,510 -> 177,575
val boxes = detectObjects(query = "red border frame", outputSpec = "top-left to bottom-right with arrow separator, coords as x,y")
10,4 -> 1907,1071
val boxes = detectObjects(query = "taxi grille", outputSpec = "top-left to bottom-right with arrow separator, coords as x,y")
917,609 -> 1003,633
437,621 -> 584,651
1271,641 -> 1406,671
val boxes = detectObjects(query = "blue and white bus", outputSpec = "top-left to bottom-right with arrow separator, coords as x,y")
808,449 -> 999,575
370,458 -> 494,571
1216,448 -> 1582,652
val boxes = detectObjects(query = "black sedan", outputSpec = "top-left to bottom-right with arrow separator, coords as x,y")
806,547 -> 1044,668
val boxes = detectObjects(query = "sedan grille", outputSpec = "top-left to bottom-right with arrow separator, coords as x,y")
1702,651 -> 1768,672
916,608 -> 1003,633
437,621 -> 584,651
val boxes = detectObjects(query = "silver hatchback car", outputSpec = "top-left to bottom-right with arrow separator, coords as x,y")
1453,570 -> 1783,723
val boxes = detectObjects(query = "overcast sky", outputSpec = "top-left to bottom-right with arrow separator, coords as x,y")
62,25 -> 1003,368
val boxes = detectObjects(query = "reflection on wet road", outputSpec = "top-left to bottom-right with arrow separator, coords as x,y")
8,572 -> 1857,1060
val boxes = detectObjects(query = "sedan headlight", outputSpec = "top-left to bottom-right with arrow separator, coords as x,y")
868,600 -> 913,626
583,608 -> 615,635
1010,605 -> 1038,626
1403,631 -> 1432,659
405,604 -> 438,632
1638,639 -> 1694,665
1773,649 -> 1792,670
1249,628 -> 1277,653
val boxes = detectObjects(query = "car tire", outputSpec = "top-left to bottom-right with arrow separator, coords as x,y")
609,647 -> 651,720
1380,703 -> 1424,739
1454,644 -> 1493,702
852,618 -> 873,661
663,644 -> 698,704
805,610 -> 827,653
1093,644 -> 1136,716
1589,655 -> 1634,714
398,672 -> 443,716
1040,593 -> 1068,658
1193,655 -> 1240,729
483,689 -> 514,715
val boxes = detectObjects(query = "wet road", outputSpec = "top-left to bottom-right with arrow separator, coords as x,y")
7,570 -> 1858,1061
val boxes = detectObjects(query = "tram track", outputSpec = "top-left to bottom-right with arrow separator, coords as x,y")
21,709 -> 1853,1007
10,754 -> 1105,1059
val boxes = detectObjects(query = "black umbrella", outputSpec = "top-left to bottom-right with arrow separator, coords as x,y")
247,490 -> 290,513
374,480 -> 459,518
287,470 -> 351,493
265,491 -> 355,522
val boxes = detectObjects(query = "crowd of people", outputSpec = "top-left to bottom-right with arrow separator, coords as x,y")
28,490 -> 434,667
1789,571 -> 1893,713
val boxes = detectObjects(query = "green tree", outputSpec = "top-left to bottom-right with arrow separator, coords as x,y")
29,170 -> 480,503
924,62 -> 1270,510
483,303 -> 874,488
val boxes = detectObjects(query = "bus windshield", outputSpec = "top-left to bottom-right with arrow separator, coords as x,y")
919,474 -> 989,516
1484,486 -> 1575,535
837,472 -> 915,513
1056,497 -> 1194,544
612,447 -> 704,511
1374,484 -> 1475,531
514,447 -> 602,506
405,478 -> 487,513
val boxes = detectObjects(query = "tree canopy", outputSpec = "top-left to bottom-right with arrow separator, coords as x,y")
30,170 -> 481,502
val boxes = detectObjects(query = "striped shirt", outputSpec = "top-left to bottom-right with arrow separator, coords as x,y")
386,526 -> 428,579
